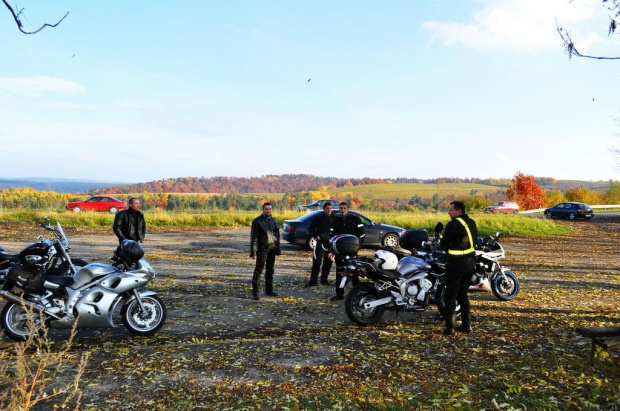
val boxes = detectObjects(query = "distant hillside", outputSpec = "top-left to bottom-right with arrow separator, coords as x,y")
1,175 -> 612,196
540,180 -> 613,192
328,183 -> 504,200
0,178 -> 126,193
94,175 -> 512,194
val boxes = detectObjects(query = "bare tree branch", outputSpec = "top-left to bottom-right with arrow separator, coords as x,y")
2,0 -> 68,34
557,0 -> 620,60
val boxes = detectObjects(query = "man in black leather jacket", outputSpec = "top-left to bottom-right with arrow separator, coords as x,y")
330,202 -> 365,301
440,201 -> 478,335
113,197 -> 146,244
250,203 -> 281,300
306,202 -> 335,286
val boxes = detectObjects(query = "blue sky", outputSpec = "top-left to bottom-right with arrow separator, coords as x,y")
1,0 -> 619,183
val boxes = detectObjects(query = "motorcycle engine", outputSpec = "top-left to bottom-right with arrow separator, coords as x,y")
406,278 -> 433,302
406,284 -> 419,297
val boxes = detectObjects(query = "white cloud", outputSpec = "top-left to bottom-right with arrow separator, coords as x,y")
423,0 -> 604,53
0,75 -> 87,97
495,153 -> 514,164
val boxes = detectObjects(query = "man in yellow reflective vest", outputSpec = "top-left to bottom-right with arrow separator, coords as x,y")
440,201 -> 478,335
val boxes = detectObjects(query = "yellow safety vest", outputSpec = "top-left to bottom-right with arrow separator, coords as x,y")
448,217 -> 474,256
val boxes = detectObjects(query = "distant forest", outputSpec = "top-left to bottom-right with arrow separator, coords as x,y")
92,174 -> 526,194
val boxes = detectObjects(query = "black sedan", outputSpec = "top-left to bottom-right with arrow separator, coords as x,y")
544,202 -> 594,220
297,199 -> 340,211
282,210 -> 406,249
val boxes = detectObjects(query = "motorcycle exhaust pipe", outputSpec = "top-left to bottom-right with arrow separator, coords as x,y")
0,290 -> 61,320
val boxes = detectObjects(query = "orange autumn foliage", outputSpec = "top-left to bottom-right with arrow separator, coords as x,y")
506,172 -> 548,210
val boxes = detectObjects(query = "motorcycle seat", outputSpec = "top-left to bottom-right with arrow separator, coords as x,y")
376,246 -> 410,260
45,275 -> 75,287
375,267 -> 402,280
0,250 -> 19,261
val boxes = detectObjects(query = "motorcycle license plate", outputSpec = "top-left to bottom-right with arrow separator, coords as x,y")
339,277 -> 348,289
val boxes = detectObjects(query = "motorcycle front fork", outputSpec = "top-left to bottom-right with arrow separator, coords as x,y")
132,289 -> 147,312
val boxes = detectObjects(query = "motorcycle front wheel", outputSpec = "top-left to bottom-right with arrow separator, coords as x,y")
121,295 -> 167,336
435,285 -> 462,319
345,283 -> 385,326
491,270 -> 519,300
1,302 -> 47,341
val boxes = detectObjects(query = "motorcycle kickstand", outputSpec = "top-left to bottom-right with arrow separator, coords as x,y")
132,289 -> 147,313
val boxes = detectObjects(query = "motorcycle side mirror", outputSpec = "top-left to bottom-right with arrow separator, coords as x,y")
434,222 -> 443,234
495,231 -> 501,239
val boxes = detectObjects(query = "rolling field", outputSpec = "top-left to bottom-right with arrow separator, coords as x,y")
327,182 -> 504,199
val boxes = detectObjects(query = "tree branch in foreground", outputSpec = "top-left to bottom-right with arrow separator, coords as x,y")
2,0 -> 68,34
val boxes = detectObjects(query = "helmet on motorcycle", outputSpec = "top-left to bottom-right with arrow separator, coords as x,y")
118,240 -> 144,263
374,249 -> 398,270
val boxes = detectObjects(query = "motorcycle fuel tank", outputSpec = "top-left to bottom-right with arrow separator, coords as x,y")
19,240 -> 52,266
396,256 -> 431,276
72,263 -> 117,288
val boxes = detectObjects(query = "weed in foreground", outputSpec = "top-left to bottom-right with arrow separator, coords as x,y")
0,306 -> 89,410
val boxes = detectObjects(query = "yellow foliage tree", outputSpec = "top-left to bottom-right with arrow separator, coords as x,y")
565,187 -> 602,204
308,191 -> 331,201
546,189 -> 566,206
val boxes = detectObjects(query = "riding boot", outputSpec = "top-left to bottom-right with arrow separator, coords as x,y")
443,314 -> 455,335
455,311 -> 472,333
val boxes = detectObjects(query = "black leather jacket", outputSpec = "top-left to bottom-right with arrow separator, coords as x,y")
250,214 -> 280,257
309,212 -> 335,244
331,213 -> 366,245
113,209 -> 146,243
440,213 -> 478,258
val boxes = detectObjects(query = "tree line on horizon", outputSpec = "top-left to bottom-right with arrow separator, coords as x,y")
89,174 -> 558,195
0,177 -> 618,213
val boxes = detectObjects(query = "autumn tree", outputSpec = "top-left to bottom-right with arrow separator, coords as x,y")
546,189 -> 566,207
506,172 -> 548,210
565,186 -> 602,204
603,182 -> 620,203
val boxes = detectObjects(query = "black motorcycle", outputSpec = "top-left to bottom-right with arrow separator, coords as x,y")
0,217 -> 87,287
332,232 -> 456,326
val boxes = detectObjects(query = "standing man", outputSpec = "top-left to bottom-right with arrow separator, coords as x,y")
329,202 -> 365,301
249,202 -> 281,300
306,202 -> 335,286
440,201 -> 478,335
113,197 -> 146,244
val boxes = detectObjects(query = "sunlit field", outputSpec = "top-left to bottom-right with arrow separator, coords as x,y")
0,209 -> 571,236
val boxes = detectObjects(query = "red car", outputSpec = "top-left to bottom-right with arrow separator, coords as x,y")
66,196 -> 127,213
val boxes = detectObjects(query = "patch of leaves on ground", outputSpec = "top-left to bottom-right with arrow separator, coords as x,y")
0,220 -> 618,410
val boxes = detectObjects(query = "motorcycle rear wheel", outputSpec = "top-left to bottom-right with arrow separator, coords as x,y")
491,270 -> 519,300
435,285 -> 462,319
345,283 -> 385,326
1,302 -> 47,341
121,295 -> 167,336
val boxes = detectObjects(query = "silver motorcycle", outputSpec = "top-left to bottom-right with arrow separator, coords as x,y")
0,240 -> 166,341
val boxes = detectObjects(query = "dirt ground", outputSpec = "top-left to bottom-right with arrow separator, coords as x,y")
0,215 -> 619,409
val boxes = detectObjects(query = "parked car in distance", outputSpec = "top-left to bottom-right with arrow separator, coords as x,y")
544,202 -> 594,220
66,196 -> 127,213
484,201 -> 519,214
297,199 -> 340,212
282,210 -> 406,249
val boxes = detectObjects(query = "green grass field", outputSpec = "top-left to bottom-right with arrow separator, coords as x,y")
0,209 -> 571,236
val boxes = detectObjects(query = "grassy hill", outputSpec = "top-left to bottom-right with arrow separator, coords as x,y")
327,183 -> 504,200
